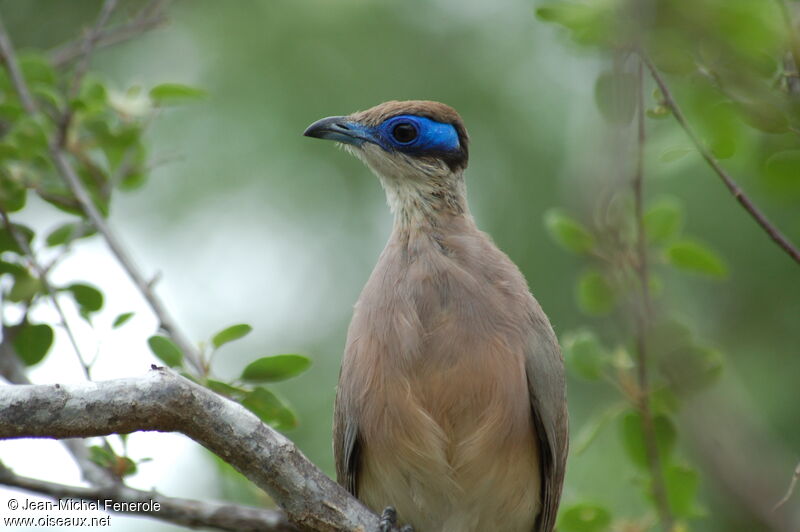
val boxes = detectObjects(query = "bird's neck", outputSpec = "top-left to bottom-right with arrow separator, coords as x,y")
382,173 -> 474,242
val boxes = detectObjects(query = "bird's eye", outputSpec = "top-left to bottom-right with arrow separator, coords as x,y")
391,123 -> 418,144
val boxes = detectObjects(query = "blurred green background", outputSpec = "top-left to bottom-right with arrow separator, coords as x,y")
1,0 -> 798,531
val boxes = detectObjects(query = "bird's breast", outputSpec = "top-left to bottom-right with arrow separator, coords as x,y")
341,234 -> 540,531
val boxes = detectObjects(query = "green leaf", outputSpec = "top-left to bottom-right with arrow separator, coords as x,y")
0,259 -> 26,278
205,379 -> 249,398
658,146 -> 693,163
65,283 -> 104,315
594,71 -> 636,125
576,271 -> 616,315
535,2 -> 618,47
0,223 -> 34,254
117,456 -> 138,477
45,222 -> 97,247
665,239 -> 728,278
212,323 -> 253,349
544,209 -> 595,254
112,312 -> 134,328
147,335 -> 184,368
663,464 -> 704,518
563,329 -> 608,380
646,105 -> 671,119
644,197 -> 683,244
240,387 -> 297,430
12,322 -> 53,366
0,170 -> 27,212
763,150 -> 800,198
557,502 -> 612,532
18,53 -> 56,86
149,83 -> 206,105
241,354 -> 311,382
89,445 -> 115,468
619,410 -> 677,470
8,271 -> 42,302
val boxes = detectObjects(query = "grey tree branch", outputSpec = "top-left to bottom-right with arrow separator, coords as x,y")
0,462 -> 294,532
49,0 -> 170,68
0,368 -> 381,532
642,55 -> 800,266
0,339 -> 117,489
0,14 -> 204,374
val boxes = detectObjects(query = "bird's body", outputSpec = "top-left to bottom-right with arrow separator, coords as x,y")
305,101 -> 567,532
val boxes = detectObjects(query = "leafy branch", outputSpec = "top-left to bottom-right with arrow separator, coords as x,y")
643,56 -> 800,266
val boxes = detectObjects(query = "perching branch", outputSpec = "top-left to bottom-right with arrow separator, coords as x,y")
0,13 -> 204,374
642,55 -> 800,266
631,57 -> 675,532
48,0 -> 170,68
0,463 -> 294,532
0,338 -> 117,488
0,368 -> 381,532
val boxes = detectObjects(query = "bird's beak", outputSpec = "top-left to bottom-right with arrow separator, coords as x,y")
303,116 -> 373,147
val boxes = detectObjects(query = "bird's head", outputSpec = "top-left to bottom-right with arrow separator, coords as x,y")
304,100 -> 470,221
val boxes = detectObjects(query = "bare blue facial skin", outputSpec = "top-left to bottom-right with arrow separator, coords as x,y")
303,114 -> 460,155
373,115 -> 460,154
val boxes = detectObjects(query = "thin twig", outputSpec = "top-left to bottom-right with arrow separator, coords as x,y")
643,55 -> 800,266
774,461 -> 800,511
0,14 -> 204,374
0,209 -> 92,379
632,57 -> 675,532
58,0 -> 119,146
49,0 -> 170,68
0,18 -> 36,114
0,462 -> 295,532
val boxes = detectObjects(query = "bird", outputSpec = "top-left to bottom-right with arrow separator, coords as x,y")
304,101 -> 568,532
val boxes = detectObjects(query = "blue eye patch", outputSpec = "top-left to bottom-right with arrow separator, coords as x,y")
373,115 -> 460,154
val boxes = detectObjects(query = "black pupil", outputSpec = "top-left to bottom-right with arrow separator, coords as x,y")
392,123 -> 417,143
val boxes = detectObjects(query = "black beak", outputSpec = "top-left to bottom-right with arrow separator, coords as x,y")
303,116 -> 372,146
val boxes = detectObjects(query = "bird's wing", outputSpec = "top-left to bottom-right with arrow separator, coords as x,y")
525,310 -> 569,532
333,383 -> 361,495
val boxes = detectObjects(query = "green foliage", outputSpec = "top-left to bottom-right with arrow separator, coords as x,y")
619,410 -> 677,470
562,329 -> 608,380
64,282 -> 104,318
576,270 -> 616,315
240,386 -> 297,430
644,197 -> 683,244
663,464 -> 704,519
212,323 -> 253,349
11,322 -> 53,366
89,445 -> 142,479
112,311 -> 135,328
664,239 -> 728,278
240,354 -> 312,383
557,503 -> 612,532
544,209 -> 595,254
149,83 -> 206,105
45,221 -> 96,247
147,335 -> 184,368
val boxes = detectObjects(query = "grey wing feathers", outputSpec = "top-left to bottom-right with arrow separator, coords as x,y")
526,313 -> 569,532
333,390 -> 360,495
